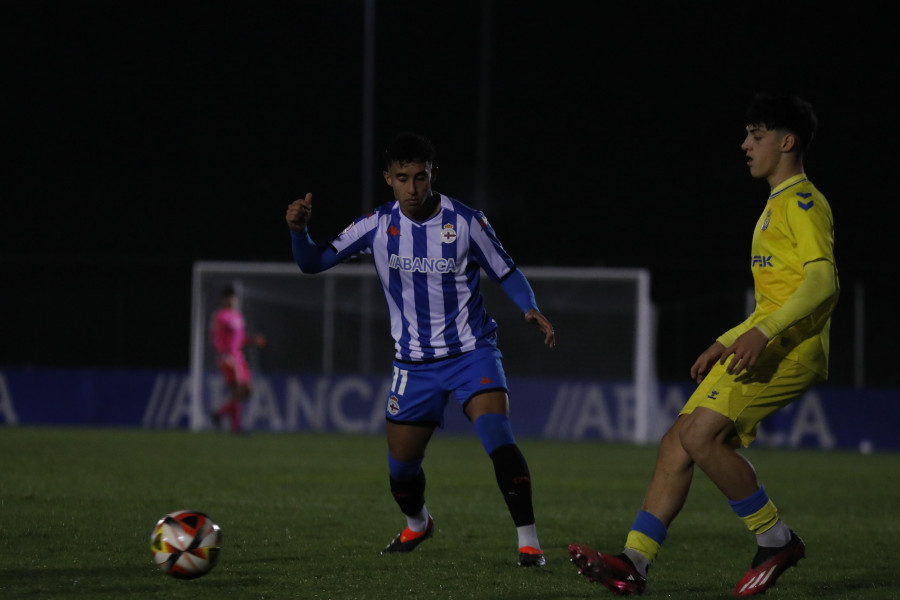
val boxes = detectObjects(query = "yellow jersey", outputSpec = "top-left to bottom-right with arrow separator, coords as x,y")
727,174 -> 839,377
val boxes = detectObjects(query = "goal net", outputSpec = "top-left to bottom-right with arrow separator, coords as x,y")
190,260 -> 660,442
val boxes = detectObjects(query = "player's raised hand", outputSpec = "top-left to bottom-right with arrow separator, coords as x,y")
286,193 -> 313,231
525,309 -> 556,348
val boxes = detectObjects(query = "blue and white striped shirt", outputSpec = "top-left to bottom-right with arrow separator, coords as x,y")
329,194 -> 517,362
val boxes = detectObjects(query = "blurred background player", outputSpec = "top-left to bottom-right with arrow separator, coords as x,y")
285,132 -> 556,567
569,93 -> 839,596
210,286 -> 266,433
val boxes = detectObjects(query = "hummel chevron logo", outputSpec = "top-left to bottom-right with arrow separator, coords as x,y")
796,192 -> 814,211
480,377 -> 492,384
738,565 -> 777,594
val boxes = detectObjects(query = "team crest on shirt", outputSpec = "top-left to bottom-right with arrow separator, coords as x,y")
440,223 -> 457,244
761,209 -> 772,231
387,395 -> 400,415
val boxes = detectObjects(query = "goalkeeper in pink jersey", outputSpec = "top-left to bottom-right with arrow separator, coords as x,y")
210,287 -> 266,433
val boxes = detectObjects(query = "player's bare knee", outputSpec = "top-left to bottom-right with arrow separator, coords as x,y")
678,417 -> 717,462
659,424 -> 686,456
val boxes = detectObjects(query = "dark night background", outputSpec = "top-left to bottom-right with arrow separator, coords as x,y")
3,1 -> 898,387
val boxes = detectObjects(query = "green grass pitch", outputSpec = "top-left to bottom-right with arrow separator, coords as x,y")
1,427 -> 898,599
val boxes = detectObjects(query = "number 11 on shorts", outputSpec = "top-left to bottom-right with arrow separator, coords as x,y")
391,367 -> 409,395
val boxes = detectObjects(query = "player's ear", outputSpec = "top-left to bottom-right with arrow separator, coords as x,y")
781,132 -> 797,153
382,170 -> 392,186
430,165 -> 439,184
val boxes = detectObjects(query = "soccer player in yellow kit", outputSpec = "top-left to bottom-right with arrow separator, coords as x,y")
570,93 -> 839,597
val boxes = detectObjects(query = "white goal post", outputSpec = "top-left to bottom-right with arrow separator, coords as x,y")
190,261 -> 660,442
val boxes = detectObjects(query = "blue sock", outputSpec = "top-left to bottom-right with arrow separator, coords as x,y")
388,453 -> 423,481
631,510 -> 667,545
473,413 -> 516,455
728,486 -> 769,518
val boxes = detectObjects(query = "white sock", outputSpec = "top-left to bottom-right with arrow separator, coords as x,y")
756,519 -> 791,547
623,548 -> 651,577
405,505 -> 430,533
516,524 -> 540,550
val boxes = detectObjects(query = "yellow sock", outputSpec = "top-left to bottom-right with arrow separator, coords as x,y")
625,530 -> 661,562
740,499 -> 779,534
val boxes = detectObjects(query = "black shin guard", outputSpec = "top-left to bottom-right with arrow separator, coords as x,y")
389,469 -> 426,516
490,443 -> 535,526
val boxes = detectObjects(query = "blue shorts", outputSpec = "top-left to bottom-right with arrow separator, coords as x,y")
385,346 -> 508,427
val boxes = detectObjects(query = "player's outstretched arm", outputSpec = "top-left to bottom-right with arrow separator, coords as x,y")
524,308 -> 556,348
285,192 -> 340,273
499,270 -> 555,348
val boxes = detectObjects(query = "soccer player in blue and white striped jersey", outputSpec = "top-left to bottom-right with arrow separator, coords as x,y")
286,132 -> 556,567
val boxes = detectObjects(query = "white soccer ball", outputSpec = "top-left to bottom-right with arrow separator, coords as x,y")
150,510 -> 222,579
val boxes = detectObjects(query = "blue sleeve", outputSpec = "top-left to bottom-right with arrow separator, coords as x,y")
291,229 -> 341,273
499,268 -> 539,313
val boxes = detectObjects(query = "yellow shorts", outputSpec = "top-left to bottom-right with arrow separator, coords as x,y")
680,351 -> 823,447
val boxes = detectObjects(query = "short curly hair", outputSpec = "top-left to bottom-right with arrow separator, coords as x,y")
745,93 -> 817,153
383,132 -> 437,170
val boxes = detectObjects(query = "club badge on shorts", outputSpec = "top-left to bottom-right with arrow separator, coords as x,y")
387,395 -> 400,415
